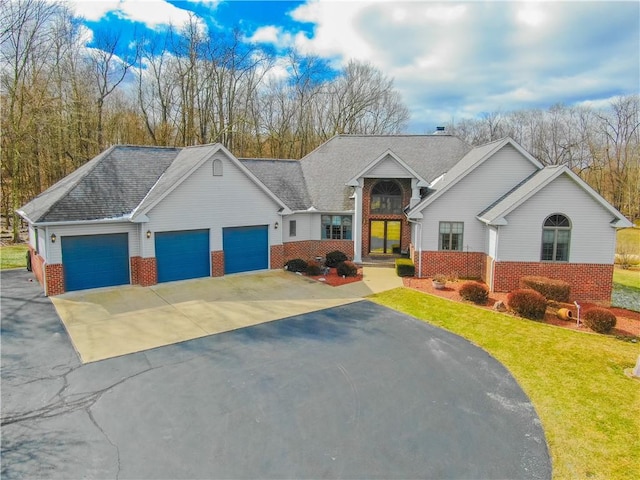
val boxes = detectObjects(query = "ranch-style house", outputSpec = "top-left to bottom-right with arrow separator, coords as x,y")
18,134 -> 632,301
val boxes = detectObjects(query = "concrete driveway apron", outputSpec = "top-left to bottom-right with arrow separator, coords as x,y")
51,268 -> 403,363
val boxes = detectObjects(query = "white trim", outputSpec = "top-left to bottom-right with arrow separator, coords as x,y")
131,144 -> 291,221
345,149 -> 429,186
407,137 -> 544,219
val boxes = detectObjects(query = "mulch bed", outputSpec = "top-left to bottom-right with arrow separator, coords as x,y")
306,267 -> 363,287
404,277 -> 640,339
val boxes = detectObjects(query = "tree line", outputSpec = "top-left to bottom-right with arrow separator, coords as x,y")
445,97 -> 639,223
2,0 -> 638,243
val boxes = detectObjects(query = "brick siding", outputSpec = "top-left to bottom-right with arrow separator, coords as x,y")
493,261 -> 614,303
28,246 -> 45,288
211,250 -> 224,277
414,250 -> 487,280
283,240 -> 355,263
362,178 -> 412,255
44,263 -> 65,296
270,244 -> 285,269
130,256 -> 157,286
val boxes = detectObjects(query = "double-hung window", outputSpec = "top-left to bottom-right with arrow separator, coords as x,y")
322,215 -> 352,240
439,222 -> 463,251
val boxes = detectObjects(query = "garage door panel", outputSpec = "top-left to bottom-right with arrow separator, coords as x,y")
156,230 -> 210,283
223,226 -> 268,274
62,234 -> 130,292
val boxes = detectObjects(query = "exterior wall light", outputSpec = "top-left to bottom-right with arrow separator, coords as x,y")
274,222 -> 279,230
50,233 -> 56,243
146,230 -> 152,239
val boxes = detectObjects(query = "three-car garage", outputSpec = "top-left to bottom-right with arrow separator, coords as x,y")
57,224 -> 270,292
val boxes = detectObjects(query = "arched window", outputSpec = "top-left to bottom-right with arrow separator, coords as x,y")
541,214 -> 571,261
212,159 -> 223,176
371,181 -> 402,214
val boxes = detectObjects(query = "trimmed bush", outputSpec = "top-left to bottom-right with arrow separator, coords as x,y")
305,260 -> 323,276
285,258 -> 307,273
459,281 -> 489,305
583,307 -> 617,334
395,258 -> 415,277
507,288 -> 548,320
336,260 -> 358,277
325,250 -> 348,268
519,275 -> 571,303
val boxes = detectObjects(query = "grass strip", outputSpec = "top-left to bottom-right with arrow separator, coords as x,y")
0,244 -> 29,270
370,287 -> 640,480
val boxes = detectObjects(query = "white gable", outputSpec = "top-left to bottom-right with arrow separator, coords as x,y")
366,154 -> 415,178
496,174 -> 620,263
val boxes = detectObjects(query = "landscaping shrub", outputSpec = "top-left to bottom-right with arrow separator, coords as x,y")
325,250 -> 348,268
305,260 -> 323,276
583,307 -> 617,334
519,275 -> 571,303
285,258 -> 307,273
459,281 -> 489,305
336,260 -> 358,277
507,288 -> 548,320
395,258 -> 415,277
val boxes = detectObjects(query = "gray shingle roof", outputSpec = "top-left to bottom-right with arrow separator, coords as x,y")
19,135 -> 474,224
239,159 -> 311,211
19,146 -> 179,223
299,135 -> 471,211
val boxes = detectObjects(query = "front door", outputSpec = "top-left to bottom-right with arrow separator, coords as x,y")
370,220 -> 401,254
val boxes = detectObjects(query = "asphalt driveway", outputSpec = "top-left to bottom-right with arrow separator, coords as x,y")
1,269 -> 551,479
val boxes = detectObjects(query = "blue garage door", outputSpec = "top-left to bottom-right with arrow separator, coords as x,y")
62,234 -> 130,292
223,225 -> 269,274
155,229 -> 210,283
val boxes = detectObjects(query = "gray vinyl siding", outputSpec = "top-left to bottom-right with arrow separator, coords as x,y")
366,155 -> 414,178
497,175 -> 617,263
283,213 -> 314,241
146,154 -> 282,255
418,144 -> 539,252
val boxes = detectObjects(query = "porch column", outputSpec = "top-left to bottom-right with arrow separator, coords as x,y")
353,182 -> 363,263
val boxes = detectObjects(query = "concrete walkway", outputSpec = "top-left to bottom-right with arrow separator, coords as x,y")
52,267 -> 403,363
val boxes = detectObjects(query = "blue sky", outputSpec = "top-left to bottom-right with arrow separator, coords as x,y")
69,0 -> 639,133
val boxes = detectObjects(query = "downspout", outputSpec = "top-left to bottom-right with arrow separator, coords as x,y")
407,218 -> 423,278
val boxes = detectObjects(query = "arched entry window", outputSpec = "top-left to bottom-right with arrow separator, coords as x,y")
371,181 -> 402,214
541,214 -> 571,261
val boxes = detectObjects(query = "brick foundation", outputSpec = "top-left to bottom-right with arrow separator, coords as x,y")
44,263 -> 65,296
28,246 -> 46,288
283,240 -> 355,263
415,250 -> 487,280
131,256 -> 157,286
270,245 -> 285,269
492,261 -> 614,303
211,250 -> 224,277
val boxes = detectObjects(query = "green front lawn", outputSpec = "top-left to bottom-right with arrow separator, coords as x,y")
0,244 -> 29,270
613,267 -> 640,289
371,288 -> 640,480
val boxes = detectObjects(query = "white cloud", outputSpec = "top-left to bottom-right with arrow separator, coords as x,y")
69,0 -> 210,30
278,0 -> 638,131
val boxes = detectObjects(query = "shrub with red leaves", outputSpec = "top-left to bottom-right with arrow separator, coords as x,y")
520,275 -> 571,303
507,288 -> 548,320
583,307 -> 617,334
459,281 -> 489,305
